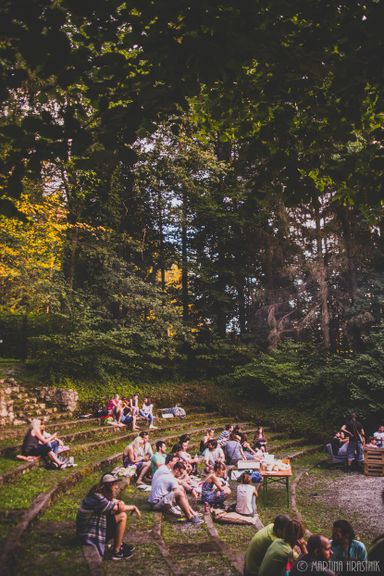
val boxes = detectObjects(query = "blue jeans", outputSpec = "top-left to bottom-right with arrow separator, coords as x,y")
139,410 -> 153,425
347,439 -> 364,462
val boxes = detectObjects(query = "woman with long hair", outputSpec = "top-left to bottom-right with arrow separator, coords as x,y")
21,419 -> 64,469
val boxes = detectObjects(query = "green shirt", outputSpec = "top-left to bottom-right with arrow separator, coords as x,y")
258,538 -> 292,576
245,523 -> 276,575
151,452 -> 166,475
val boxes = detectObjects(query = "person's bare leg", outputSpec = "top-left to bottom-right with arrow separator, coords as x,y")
137,461 -> 151,483
132,416 -> 139,431
114,512 -> 127,552
175,488 -> 195,519
47,450 -> 63,467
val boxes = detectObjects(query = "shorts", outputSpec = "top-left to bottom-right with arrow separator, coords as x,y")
150,491 -> 177,511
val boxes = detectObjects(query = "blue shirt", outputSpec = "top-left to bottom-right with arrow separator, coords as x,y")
330,539 -> 367,561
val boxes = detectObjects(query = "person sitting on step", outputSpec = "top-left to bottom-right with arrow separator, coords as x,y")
148,453 -> 203,525
240,433 -> 260,460
120,399 -> 139,431
200,428 -> 215,453
139,397 -> 158,429
123,436 -> 151,485
21,418 -> 65,469
151,440 -> 168,475
224,432 -> 247,465
253,426 -> 267,451
217,424 -> 234,447
203,439 -> 225,473
107,394 -> 124,427
201,461 -> 231,511
76,472 -> 140,561
175,434 -> 200,475
39,421 -> 70,456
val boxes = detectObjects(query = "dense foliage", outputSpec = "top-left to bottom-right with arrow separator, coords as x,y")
0,1 -> 383,420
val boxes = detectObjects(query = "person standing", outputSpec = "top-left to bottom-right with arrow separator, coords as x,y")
341,413 -> 365,471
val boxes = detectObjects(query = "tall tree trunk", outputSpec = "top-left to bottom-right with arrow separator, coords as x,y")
181,190 -> 189,321
237,279 -> 246,336
315,206 -> 331,349
338,206 -> 358,302
157,190 -> 166,291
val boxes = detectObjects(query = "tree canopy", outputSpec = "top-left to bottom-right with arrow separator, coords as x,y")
1,1 -> 384,421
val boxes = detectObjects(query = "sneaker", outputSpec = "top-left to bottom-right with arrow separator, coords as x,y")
112,547 -> 134,560
187,515 -> 204,525
149,425 -> 158,429
168,505 -> 183,517
122,543 -> 136,554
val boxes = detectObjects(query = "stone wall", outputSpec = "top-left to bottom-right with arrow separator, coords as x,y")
0,376 -> 79,426
36,387 -> 79,413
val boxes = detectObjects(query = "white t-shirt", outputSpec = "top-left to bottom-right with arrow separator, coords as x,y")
138,441 -> 153,458
149,465 -> 178,504
203,446 -> 225,466
236,484 -> 256,516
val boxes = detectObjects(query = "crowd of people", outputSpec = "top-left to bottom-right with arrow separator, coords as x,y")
244,515 -> 379,576
74,416 -> 383,573
75,421 -> 269,560
105,393 -> 158,430
17,401 -> 383,571
330,413 -> 384,471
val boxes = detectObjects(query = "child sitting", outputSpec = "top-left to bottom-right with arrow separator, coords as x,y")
201,462 -> 231,510
235,470 -> 261,516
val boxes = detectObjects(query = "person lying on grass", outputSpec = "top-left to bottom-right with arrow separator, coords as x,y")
76,472 -> 140,561
21,418 -> 65,469
201,461 -> 231,510
123,436 -> 151,485
148,453 -> 203,525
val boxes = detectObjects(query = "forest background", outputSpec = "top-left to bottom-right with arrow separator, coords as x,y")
1,0 -> 384,431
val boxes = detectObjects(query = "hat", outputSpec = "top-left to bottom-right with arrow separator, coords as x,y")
101,473 -> 118,485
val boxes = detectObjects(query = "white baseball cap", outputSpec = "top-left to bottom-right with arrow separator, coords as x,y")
101,473 -> 118,484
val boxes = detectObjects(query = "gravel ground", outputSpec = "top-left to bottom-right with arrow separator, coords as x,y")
321,472 -> 384,541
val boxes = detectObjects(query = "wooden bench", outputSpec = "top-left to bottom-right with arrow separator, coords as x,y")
364,447 -> 384,476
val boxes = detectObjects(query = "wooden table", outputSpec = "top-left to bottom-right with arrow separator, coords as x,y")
260,467 -> 292,507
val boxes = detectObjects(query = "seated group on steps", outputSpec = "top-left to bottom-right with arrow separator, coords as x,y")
76,421 -> 268,561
